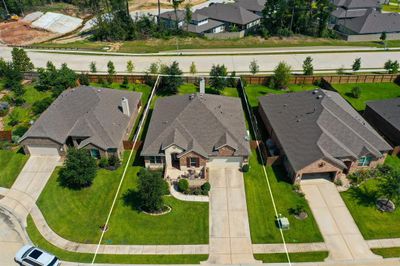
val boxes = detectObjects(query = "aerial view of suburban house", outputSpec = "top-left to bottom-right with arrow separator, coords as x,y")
234,0 -> 266,16
364,98 -> 400,152
19,86 -> 142,158
330,0 -> 380,25
141,93 -> 250,179
258,89 -> 392,183
159,2 -> 261,36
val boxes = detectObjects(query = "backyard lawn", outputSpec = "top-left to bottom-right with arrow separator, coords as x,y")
245,84 -> 318,108
37,152 -> 209,245
244,150 -> 323,243
0,150 -> 28,188
178,83 -> 239,97
27,216 -> 208,264
254,251 -> 328,263
333,83 -> 400,111
341,155 -> 400,239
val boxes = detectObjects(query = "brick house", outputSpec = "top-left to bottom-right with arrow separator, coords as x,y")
20,86 -> 142,159
258,89 -> 391,183
141,93 -> 250,174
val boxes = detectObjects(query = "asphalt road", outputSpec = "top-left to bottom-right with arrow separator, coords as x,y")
2,46 -> 400,74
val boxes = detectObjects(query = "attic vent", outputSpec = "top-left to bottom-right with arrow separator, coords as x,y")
312,90 -> 319,94
189,94 -> 195,100
317,95 -> 323,99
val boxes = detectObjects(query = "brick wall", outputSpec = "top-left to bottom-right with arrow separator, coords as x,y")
179,151 -> 207,168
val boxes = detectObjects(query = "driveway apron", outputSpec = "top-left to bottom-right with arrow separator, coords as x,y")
301,179 -> 381,261
206,167 -> 259,264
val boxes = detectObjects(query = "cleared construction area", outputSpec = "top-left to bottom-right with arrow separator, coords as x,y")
31,12 -> 83,34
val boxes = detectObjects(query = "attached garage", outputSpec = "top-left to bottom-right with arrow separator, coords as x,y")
27,146 -> 60,156
301,172 -> 336,181
207,157 -> 243,168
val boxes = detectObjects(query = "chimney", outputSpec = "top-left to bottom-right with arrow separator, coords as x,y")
199,77 -> 205,94
121,97 -> 130,116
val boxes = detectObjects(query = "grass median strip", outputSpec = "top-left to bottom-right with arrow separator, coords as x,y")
27,216 -> 208,264
254,251 -> 329,263
371,248 -> 400,258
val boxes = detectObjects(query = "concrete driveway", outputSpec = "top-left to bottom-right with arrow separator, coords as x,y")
301,179 -> 381,261
207,167 -> 258,264
0,155 -> 61,224
0,207 -> 28,266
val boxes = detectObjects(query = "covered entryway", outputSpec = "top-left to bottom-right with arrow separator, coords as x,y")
207,157 -> 242,168
301,172 -> 336,181
27,146 -> 60,156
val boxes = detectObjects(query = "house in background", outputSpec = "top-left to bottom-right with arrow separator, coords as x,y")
364,98 -> 400,154
234,0 -> 266,16
330,0 -> 380,25
258,89 -> 391,183
141,93 -> 250,179
20,86 -> 142,159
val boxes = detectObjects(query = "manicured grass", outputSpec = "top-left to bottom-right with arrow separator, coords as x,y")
254,251 -> 329,263
90,82 -> 152,103
27,216 -> 208,264
371,247 -> 400,258
0,150 -> 28,188
37,152 -> 209,245
178,83 -> 238,97
382,4 -> 400,12
244,150 -> 323,243
341,156 -> 400,239
245,84 -> 317,108
333,83 -> 400,111
23,85 -> 52,105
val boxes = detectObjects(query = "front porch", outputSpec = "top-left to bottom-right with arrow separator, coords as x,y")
165,167 -> 208,187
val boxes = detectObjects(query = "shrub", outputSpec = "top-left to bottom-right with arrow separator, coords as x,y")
98,158 -> 109,168
78,73 -> 90,86
32,97 -> 53,115
178,179 -> 189,193
271,62 -> 291,90
201,182 -> 211,192
0,141 -> 11,150
120,76 -> 129,89
108,155 -> 121,167
351,86 -> 361,99
137,168 -> 165,212
12,124 -> 29,138
162,180 -> 170,195
242,164 -> 250,172
193,188 -> 202,195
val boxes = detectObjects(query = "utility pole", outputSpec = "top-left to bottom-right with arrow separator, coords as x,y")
158,0 -> 161,27
2,0 -> 9,15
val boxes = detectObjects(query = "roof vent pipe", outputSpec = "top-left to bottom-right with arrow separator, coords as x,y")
121,97 -> 130,116
199,77 -> 206,94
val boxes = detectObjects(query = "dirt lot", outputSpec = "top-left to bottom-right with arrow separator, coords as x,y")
0,21 -> 57,45
129,0 -> 207,10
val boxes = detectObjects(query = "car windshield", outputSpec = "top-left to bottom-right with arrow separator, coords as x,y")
48,257 -> 59,266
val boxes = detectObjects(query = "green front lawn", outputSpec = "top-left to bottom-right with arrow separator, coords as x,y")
341,156 -> 400,239
37,152 -> 208,245
245,84 -> 317,108
254,251 -> 329,263
0,150 -> 28,188
333,83 -> 400,111
371,247 -> 400,258
27,216 -> 208,264
244,150 -> 323,243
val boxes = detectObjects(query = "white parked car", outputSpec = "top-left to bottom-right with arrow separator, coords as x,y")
15,245 -> 60,266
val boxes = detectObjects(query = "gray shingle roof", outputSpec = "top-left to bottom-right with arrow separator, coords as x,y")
235,0 -> 266,12
339,9 -> 400,34
159,10 -> 186,21
331,7 -> 368,19
186,18 -> 224,34
366,98 -> 400,131
20,86 -> 142,150
333,0 -> 380,9
196,3 -> 261,25
259,89 -> 391,172
141,93 -> 250,158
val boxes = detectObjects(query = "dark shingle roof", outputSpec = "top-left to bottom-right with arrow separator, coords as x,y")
331,7 -> 368,19
366,98 -> 400,131
159,10 -> 186,21
20,86 -> 142,150
186,18 -> 224,33
333,0 -> 380,9
338,9 -> 400,34
235,0 -> 266,12
259,89 -> 391,172
141,93 -> 250,158
196,3 -> 261,25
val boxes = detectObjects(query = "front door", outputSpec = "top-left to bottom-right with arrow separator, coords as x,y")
171,153 -> 180,169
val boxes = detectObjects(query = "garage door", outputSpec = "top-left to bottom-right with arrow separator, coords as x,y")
27,146 -> 60,156
207,157 -> 242,168
301,172 -> 334,181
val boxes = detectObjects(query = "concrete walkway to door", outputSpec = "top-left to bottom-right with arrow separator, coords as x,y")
206,167 -> 259,264
0,155 -> 62,225
301,179 -> 381,262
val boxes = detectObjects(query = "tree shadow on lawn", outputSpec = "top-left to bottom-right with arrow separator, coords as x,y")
347,186 -> 379,207
122,189 -> 142,213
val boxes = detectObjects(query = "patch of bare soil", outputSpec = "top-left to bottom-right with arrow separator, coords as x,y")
129,0 -> 207,10
0,21 -> 57,45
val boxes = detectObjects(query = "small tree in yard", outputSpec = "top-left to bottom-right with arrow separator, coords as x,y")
189,61 -> 197,75
302,56 -> 314,75
380,32 -> 387,49
127,60 -> 135,73
107,60 -> 116,84
90,62 -> 97,73
58,148 -> 97,189
78,73 -> 90,86
351,86 -> 361,99
159,61 -> 183,95
11,48 -> 34,72
384,60 -> 399,74
249,59 -> 260,75
270,62 -> 291,90
378,169 -> 400,209
137,168 -> 165,212
209,64 -> 228,91
352,58 -> 361,72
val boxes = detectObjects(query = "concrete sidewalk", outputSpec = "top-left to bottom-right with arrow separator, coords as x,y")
301,179 -> 381,261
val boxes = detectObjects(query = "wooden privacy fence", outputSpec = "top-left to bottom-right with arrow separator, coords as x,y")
0,131 -> 12,142
123,140 -> 143,151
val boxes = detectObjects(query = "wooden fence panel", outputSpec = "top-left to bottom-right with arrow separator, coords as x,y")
0,131 -> 12,142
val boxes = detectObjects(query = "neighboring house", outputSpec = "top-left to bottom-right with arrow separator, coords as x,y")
258,89 -> 391,183
159,10 -> 225,34
364,98 -> 400,148
330,0 -> 380,25
334,9 -> 400,41
20,86 -> 142,159
235,0 -> 266,16
141,93 -> 250,173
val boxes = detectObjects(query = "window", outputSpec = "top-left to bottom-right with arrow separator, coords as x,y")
149,156 -> 163,164
190,157 -> 198,167
90,149 -> 101,159
358,156 -> 372,166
